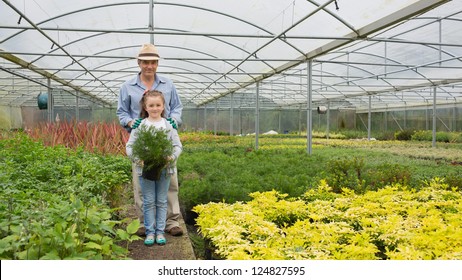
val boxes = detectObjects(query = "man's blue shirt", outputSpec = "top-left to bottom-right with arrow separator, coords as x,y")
116,73 -> 183,129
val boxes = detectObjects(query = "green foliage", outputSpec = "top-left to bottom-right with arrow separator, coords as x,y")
0,133 -> 137,259
412,130 -> 462,143
178,133 -> 462,220
324,157 -> 366,193
394,129 -> 415,141
178,149 -> 317,217
311,131 -> 347,139
374,131 -> 396,140
412,130 -> 432,141
436,131 -> 451,143
129,125 -> 173,171
195,179 -> 462,260
337,130 -> 368,139
443,171 -> 462,191
366,163 -> 411,191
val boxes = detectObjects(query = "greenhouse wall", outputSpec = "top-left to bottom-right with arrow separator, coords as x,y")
182,108 -> 357,134
19,106 -> 118,129
0,106 -> 22,130
6,105 -> 459,134
356,106 -> 461,133
182,106 -> 461,135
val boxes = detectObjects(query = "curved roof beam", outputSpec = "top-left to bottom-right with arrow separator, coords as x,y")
75,44 -> 227,82
0,49 -> 111,106
191,0 -> 338,105
320,50 -> 429,99
327,52 -> 462,92
83,58 -> 218,96
197,0 -> 447,106
38,27 -> 255,77
315,48 -> 462,106
81,64 -> 210,98
2,1 -> 286,104
334,12 -> 462,70
27,36 -> 238,103
264,72 -> 337,101
307,0 -> 359,35
2,2 -> 279,79
26,28 -> 260,101
280,68 -> 362,107
348,50 -> 461,101
324,11 -> 462,102
1,2 -> 116,99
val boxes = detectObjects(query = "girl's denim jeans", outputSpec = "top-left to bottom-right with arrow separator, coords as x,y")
139,170 -> 170,236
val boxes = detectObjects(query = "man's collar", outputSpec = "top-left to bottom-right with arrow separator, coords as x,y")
131,73 -> 165,86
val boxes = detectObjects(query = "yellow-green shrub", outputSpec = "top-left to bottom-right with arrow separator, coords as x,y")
194,178 -> 462,260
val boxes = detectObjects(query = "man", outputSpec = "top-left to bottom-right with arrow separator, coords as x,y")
117,43 -> 184,236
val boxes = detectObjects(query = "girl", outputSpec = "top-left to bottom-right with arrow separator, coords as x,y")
126,90 -> 182,246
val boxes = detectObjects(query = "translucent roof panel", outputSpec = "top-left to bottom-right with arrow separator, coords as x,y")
1,0 -> 461,111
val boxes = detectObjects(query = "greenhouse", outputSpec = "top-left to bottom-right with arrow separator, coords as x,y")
1,0 -> 462,265
1,0 -> 461,137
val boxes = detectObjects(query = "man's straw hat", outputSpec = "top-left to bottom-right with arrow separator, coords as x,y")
137,43 -> 160,60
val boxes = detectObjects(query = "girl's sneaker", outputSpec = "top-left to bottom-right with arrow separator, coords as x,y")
144,234 -> 155,246
156,234 -> 166,245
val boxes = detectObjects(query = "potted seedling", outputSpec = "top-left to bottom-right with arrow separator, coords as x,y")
129,125 -> 173,181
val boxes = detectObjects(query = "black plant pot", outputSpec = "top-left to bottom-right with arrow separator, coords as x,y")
142,163 -> 163,181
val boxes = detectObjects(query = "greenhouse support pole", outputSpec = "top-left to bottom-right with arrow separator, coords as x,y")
326,101 -> 330,140
230,93 -> 234,136
368,95 -> 371,140
425,103 -> 429,130
298,105 -> 302,136
299,73 -> 302,136
47,78 -> 53,123
432,87 -> 437,148
307,61 -> 312,155
196,109 -> 199,131
384,109 -> 388,131
255,82 -> 260,150
278,109 -> 282,133
149,0 -> 154,43
404,104 -> 407,130
204,105 -> 207,132
214,101 -> 218,135
239,97 -> 242,135
452,103 -> 456,132
75,91 -> 79,122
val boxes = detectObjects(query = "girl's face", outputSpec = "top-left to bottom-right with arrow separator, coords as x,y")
144,95 -> 164,119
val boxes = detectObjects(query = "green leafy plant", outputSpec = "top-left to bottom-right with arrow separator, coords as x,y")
0,132 -> 135,259
129,125 -> 173,180
324,156 -> 366,193
394,129 -> 415,141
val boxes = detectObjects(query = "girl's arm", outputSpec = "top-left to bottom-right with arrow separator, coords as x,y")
125,128 -> 139,160
170,128 -> 182,161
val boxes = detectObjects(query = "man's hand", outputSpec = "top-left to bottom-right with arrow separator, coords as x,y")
167,117 -> 178,130
130,118 -> 142,129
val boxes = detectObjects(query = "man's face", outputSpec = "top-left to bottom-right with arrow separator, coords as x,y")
138,59 -> 158,75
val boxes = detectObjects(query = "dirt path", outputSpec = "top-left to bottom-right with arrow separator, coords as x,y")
123,205 -> 196,260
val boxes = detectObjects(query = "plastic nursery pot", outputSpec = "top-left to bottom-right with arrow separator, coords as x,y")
142,163 -> 164,181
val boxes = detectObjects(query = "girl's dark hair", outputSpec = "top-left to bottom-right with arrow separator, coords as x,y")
139,90 -> 166,119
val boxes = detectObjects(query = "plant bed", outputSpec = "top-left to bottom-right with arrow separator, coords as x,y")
194,179 -> 462,260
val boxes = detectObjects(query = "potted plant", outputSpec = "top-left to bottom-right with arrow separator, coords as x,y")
129,125 -> 173,181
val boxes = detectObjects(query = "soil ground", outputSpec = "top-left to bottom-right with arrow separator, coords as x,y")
123,205 -> 196,260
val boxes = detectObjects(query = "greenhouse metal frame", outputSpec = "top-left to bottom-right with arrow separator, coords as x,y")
1,0 -> 461,141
